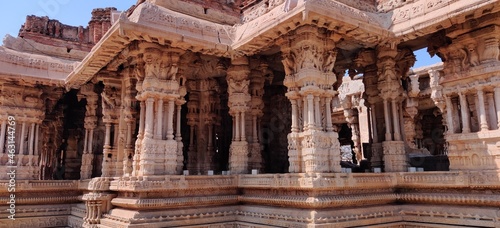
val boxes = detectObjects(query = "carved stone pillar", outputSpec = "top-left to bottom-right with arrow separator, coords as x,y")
280,26 -> 341,173
325,97 -> 333,132
338,80 -> 363,164
19,121 -> 26,155
82,188 -> 115,228
155,99 -> 164,139
302,96 -> 308,130
101,123 -> 113,177
445,96 -> 455,134
120,70 -> 137,177
99,78 -> 121,178
291,99 -> 299,132
175,99 -> 186,174
459,92 -> 471,133
134,42 -> 184,176
486,93 -> 497,130
476,88 -> 489,131
306,94 -> 315,130
0,118 -> 6,154
248,66 -> 267,171
166,99 -> 175,140
28,123 -> 35,155
80,84 -> 98,180
227,56 -> 251,174
235,112 -> 241,141
314,96 -> 321,130
144,98 -> 155,139
186,94 -> 198,172
132,101 -> 145,176
382,99 -> 392,141
122,120 -> 133,177
392,99 -> 401,141
34,124 -> 39,156
344,108 -> 362,163
404,73 -> 420,147
356,51 -> 379,152
286,91 -> 302,173
376,44 -> 413,172
370,105 -> 378,143
495,87 -> 500,129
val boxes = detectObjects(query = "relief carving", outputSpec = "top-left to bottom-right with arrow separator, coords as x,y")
101,86 -> 120,110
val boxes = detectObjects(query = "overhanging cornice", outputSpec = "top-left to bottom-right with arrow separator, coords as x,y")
64,0 -> 500,90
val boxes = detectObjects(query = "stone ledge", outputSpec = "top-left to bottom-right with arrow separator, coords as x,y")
6,171 -> 500,193
0,180 -> 79,193
0,215 -> 69,228
239,193 -> 397,209
111,195 -> 239,209
446,129 -> 500,141
109,175 -> 236,192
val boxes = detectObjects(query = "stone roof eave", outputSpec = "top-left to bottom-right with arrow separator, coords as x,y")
231,0 -> 393,55
391,0 -> 500,43
64,18 -> 129,90
0,46 -> 75,87
65,3 -> 235,90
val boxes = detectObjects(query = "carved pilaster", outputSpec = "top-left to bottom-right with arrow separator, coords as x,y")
227,56 -> 251,174
186,91 -> 199,173
100,78 -> 121,177
134,42 -> 184,176
280,26 -> 341,173
39,88 -> 64,180
376,43 -> 415,172
79,83 -> 98,180
247,63 -> 269,171
185,77 -> 220,174
175,98 -> 186,174
82,178 -> 115,228
121,68 -> 137,177
338,76 -> 365,164
355,50 -> 381,165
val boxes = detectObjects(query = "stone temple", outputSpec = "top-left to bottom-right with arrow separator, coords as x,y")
1,0 -> 500,227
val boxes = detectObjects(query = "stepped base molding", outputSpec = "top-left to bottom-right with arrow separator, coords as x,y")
2,172 -> 500,227
446,130 -> 500,171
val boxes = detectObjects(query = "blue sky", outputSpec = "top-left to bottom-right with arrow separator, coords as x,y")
0,1 -> 135,39
0,0 -> 440,68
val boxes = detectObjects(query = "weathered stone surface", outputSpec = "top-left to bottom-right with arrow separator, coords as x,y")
1,0 -> 500,227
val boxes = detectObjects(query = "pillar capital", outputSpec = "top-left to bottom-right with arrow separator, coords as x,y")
227,58 -> 251,116
280,26 -> 338,89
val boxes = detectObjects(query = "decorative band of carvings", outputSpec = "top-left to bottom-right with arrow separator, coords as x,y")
67,216 -> 84,228
0,215 -> 68,228
0,180 -> 79,193
6,171 -> 500,193
0,196 -> 79,205
102,209 -> 237,224
0,205 -> 72,218
239,193 -> 397,209
96,204 -> 500,227
0,46 -> 75,73
237,208 -> 398,224
110,176 -> 236,192
111,195 -> 239,209
399,193 -> 500,207
399,206 -> 497,226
